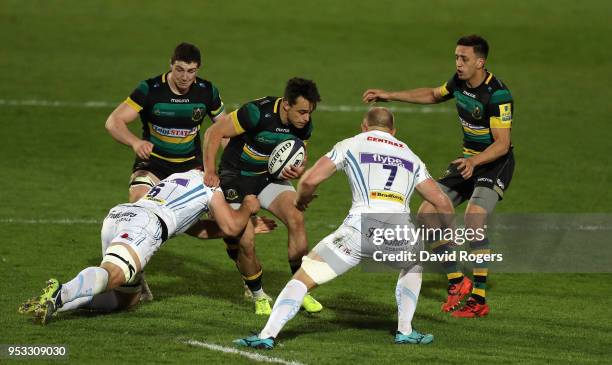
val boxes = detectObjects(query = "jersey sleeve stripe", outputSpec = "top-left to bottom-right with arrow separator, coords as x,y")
490,116 -> 512,128
438,83 -> 450,97
211,102 -> 225,117
230,110 -> 245,134
346,151 -> 370,204
125,97 -> 143,112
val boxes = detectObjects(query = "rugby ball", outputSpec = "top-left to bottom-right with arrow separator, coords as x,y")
268,138 -> 305,179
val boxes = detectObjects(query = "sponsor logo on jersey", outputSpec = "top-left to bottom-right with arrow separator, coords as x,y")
275,127 -> 290,133
366,136 -> 405,148
462,90 -> 476,98
499,103 -> 512,122
108,211 -> 137,219
472,105 -> 482,120
192,107 -> 204,122
170,178 -> 189,187
152,125 -> 198,138
360,153 -> 413,171
171,98 -> 190,103
370,190 -> 405,203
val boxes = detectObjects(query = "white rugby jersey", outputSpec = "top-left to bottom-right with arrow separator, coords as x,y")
133,169 -> 217,237
325,130 -> 430,214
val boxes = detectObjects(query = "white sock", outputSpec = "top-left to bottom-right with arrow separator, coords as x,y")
57,296 -> 93,312
259,279 -> 307,339
60,267 -> 109,306
395,268 -> 422,334
57,291 -> 120,313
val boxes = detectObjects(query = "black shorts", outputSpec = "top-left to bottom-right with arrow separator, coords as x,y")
438,149 -> 515,201
132,156 -> 203,180
219,169 -> 272,204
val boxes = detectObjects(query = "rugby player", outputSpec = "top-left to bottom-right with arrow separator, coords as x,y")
105,42 -> 237,300
203,78 -> 322,315
362,35 -> 514,317
19,170 -> 261,325
235,107 -> 455,349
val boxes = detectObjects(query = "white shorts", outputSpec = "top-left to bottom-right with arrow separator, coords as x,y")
100,204 -> 165,270
312,212 -> 421,274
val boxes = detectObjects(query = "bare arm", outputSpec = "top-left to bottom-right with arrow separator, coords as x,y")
295,156 -> 337,211
203,113 -> 243,187
362,87 -> 445,105
105,102 -> 153,159
185,215 -> 277,239
452,128 -> 511,179
208,192 -> 260,237
415,178 -> 455,228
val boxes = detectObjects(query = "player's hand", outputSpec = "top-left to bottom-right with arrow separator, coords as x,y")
452,158 -> 475,179
242,195 -> 261,215
295,194 -> 317,212
132,140 -> 154,159
204,170 -> 220,187
280,165 -> 305,180
252,215 -> 278,234
362,89 -> 391,103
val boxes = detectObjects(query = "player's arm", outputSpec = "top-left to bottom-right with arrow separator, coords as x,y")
362,87 -> 445,104
416,178 -> 455,228
208,192 -> 260,236
105,102 -> 153,159
185,215 -> 277,238
295,156 -> 337,211
202,112 -> 244,186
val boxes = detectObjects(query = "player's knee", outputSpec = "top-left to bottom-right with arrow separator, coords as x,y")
465,204 -> 488,230
100,262 -> 127,290
300,255 -> 337,286
101,244 -> 141,289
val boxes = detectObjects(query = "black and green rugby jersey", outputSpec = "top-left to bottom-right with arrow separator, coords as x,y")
125,72 -> 224,164
220,96 -> 312,176
438,71 -> 514,157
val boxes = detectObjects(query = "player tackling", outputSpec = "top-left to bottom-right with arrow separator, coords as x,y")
235,107 -> 454,348
19,170 -> 261,325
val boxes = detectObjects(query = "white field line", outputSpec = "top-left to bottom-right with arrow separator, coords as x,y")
0,98 -> 450,114
183,340 -> 305,365
0,218 -> 100,224
1,218 -> 611,231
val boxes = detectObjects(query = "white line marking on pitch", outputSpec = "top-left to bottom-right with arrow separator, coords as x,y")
184,340 -> 306,365
0,99 -> 450,114
0,218 -> 100,224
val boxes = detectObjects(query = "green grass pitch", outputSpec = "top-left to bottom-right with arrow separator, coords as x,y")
1,1 -> 611,364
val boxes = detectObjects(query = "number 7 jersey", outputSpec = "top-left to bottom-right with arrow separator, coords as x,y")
325,130 -> 430,214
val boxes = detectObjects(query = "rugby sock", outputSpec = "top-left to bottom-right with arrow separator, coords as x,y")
431,239 -> 463,284
469,237 -> 490,304
60,267 -> 109,306
243,269 -> 264,297
58,291 -> 120,313
289,260 -> 302,275
395,269 -> 422,334
259,279 -> 307,339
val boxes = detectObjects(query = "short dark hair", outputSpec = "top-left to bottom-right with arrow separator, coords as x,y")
284,78 -> 321,107
171,42 -> 201,66
457,34 -> 489,59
